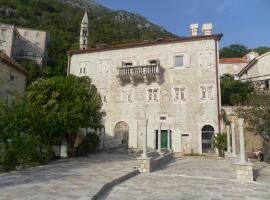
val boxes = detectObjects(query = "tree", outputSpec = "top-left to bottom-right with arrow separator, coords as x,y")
220,44 -> 251,58
220,74 -> 254,106
237,93 -> 270,141
26,75 -> 105,155
253,46 -> 270,55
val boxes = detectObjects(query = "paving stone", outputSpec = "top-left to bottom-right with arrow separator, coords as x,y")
0,153 -> 138,200
106,157 -> 270,200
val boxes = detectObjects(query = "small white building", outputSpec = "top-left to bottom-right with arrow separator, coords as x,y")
68,14 -> 223,154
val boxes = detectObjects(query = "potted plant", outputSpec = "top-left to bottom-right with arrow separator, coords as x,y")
214,133 -> 227,157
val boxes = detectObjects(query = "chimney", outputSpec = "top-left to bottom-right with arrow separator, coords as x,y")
190,23 -> 199,36
202,23 -> 212,35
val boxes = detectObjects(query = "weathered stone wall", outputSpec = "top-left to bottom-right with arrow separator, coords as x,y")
69,38 -> 220,154
0,60 -> 27,99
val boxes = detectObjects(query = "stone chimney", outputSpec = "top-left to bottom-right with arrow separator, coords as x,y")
202,23 -> 212,35
190,24 -> 199,36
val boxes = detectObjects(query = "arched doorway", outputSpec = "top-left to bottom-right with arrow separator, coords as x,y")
201,125 -> 215,153
114,121 -> 129,145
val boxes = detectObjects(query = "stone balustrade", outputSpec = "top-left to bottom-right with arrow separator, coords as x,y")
117,64 -> 161,85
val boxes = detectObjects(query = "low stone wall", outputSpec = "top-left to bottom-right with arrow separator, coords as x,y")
137,150 -> 173,173
235,162 -> 254,182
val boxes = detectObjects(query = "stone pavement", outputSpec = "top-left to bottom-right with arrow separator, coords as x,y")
105,156 -> 270,200
0,153 -> 138,200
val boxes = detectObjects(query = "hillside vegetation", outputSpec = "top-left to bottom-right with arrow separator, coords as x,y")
0,0 -> 173,76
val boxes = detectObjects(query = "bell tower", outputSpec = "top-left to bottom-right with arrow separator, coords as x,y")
80,11 -> 89,50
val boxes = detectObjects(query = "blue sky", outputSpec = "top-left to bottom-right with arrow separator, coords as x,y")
96,0 -> 270,48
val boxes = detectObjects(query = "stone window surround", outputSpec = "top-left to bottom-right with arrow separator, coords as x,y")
146,87 -> 160,103
121,88 -> 133,104
198,50 -> 214,67
172,85 -> 187,103
100,89 -> 109,104
199,84 -> 214,102
172,52 -> 190,69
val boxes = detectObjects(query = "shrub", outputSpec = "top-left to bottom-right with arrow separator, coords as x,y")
214,133 -> 227,157
0,135 -> 41,170
78,133 -> 100,156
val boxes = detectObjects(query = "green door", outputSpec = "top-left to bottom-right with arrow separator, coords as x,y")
161,130 -> 168,148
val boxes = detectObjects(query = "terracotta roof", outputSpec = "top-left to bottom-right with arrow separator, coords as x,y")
0,51 -> 28,76
219,57 -> 247,64
68,34 -> 223,56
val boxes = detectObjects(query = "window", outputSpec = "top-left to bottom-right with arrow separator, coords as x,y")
9,74 -> 16,82
147,88 -> 159,103
173,86 -> 187,102
24,31 -> 28,37
200,85 -> 214,101
121,89 -> 133,103
122,61 -> 133,67
174,56 -> 184,68
79,67 -> 86,75
1,29 -> 7,38
100,60 -> 109,74
148,59 -> 158,65
36,32 -> 40,38
100,90 -> 109,104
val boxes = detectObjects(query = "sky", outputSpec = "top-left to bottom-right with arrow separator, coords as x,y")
96,0 -> 270,48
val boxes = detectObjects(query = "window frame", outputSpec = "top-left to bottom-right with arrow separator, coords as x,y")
146,87 -> 160,104
172,86 -> 187,103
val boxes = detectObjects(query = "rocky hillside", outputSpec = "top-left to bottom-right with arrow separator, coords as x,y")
0,0 -> 173,75
57,0 -> 171,36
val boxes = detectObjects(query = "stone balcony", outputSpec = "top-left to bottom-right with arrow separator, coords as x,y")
117,64 -> 162,85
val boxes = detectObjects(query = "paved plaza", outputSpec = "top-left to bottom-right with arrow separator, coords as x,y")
1,154 -> 270,200
104,157 -> 270,200
0,153 -> 138,200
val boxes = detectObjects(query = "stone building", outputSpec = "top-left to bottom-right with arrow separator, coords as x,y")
219,52 -> 260,77
0,23 -> 50,67
237,51 -> 270,91
67,15 -> 223,154
0,50 -> 28,100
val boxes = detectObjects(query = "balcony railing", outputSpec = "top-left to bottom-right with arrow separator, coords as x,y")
118,64 -> 161,77
117,64 -> 161,85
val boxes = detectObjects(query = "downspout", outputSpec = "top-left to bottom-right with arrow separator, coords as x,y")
215,39 -> 221,133
67,54 -> 71,76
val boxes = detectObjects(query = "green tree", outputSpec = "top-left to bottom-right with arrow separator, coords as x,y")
26,75 -> 105,156
220,74 -> 254,106
253,46 -> 270,55
237,93 -> 270,141
220,44 -> 251,58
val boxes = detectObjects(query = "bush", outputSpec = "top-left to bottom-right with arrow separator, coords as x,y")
78,133 -> 100,156
0,135 -> 41,170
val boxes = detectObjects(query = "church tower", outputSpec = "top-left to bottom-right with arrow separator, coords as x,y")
80,11 -> 89,50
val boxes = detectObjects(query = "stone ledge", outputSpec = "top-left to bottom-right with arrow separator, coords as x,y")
137,151 -> 173,173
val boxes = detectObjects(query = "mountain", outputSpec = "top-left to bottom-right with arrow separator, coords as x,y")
0,0 -> 173,75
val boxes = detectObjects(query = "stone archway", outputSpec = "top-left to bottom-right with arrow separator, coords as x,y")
201,125 -> 215,153
114,121 -> 129,145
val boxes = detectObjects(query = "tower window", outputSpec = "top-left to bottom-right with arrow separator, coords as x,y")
83,40 -> 86,45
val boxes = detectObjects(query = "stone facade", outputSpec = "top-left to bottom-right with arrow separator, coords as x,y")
68,16 -> 222,154
0,23 -> 50,67
0,50 -> 28,99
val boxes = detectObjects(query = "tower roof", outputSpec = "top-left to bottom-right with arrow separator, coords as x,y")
81,11 -> 88,24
